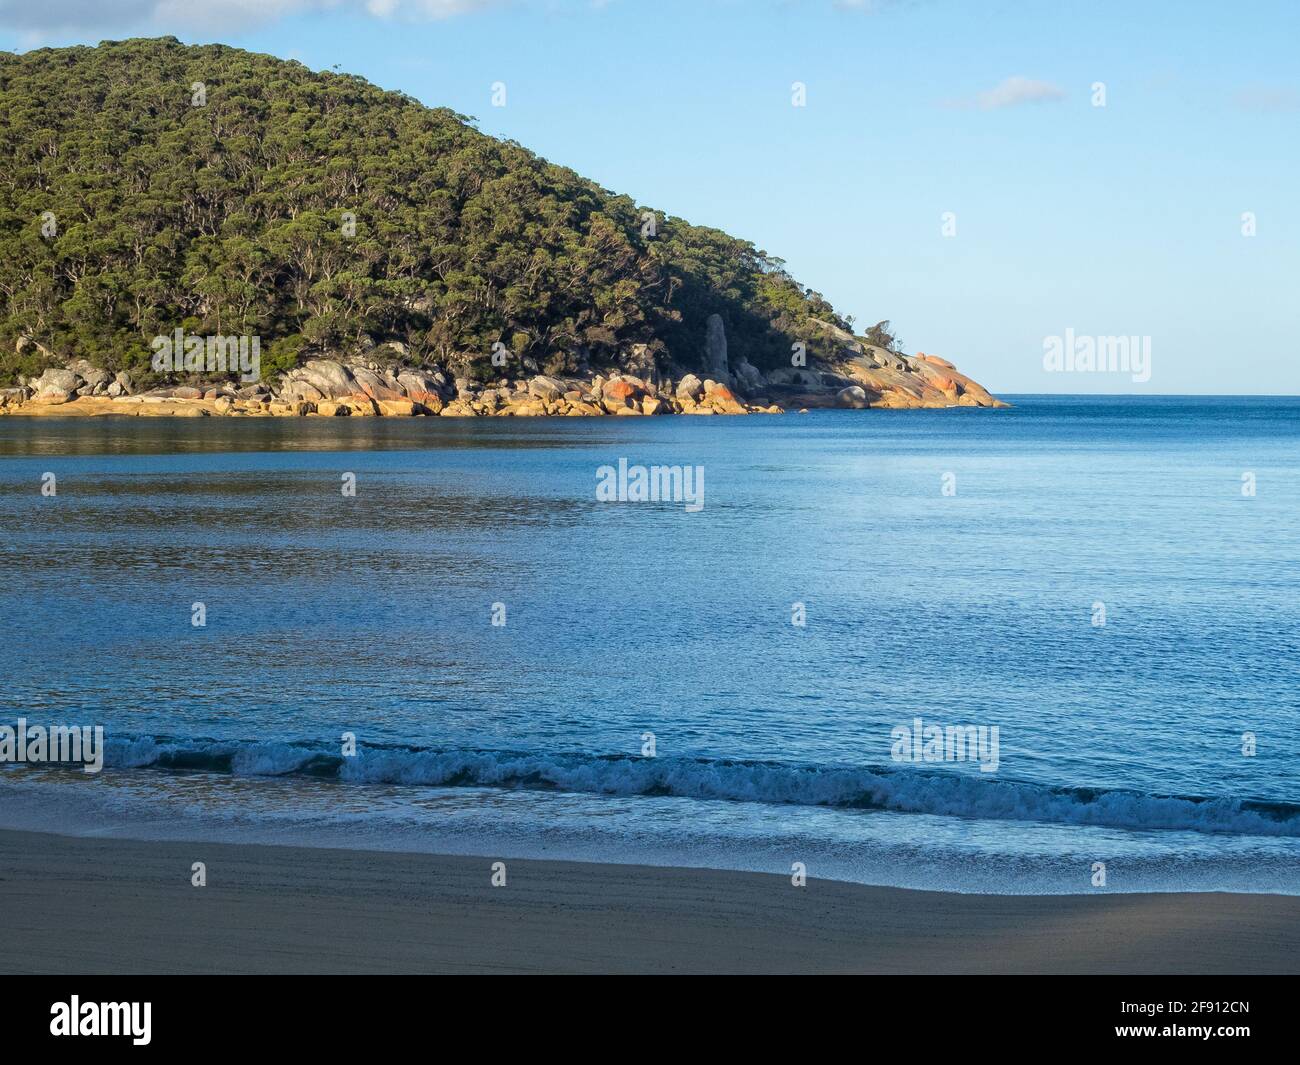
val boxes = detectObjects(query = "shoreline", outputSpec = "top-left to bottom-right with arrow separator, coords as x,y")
0,390 -> 986,419
2,827 -> 1295,974
2,350 -> 1010,419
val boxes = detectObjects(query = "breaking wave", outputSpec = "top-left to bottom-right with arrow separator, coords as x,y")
99,734 -> 1300,837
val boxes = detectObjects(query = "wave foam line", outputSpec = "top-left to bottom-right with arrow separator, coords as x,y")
100,735 -> 1300,837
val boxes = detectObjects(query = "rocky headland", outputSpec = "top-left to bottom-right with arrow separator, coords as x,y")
1,317 -> 1006,419
0,41 -> 1007,421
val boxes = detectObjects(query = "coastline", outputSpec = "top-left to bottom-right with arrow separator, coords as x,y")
2,827 -> 1295,974
1,349 -> 1010,419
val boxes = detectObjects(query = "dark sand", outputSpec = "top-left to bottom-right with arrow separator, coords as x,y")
1,828 -> 1295,974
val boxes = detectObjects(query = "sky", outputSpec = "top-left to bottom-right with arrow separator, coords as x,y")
1,0 -> 1297,395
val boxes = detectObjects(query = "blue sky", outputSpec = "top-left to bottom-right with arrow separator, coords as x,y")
2,0 -> 1297,394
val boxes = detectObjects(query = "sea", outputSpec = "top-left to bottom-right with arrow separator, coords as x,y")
0,395 -> 1296,894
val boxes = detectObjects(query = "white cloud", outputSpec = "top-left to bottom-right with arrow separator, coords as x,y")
946,75 -> 1067,111
0,0 -> 501,37
153,0 -> 323,34
0,0 -> 154,33
833,0 -> 916,10
1231,84 -> 1300,112
369,0 -> 502,17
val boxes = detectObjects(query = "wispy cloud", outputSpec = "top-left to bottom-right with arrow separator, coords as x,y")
0,0 -> 503,37
832,0 -> 921,11
0,0 -> 155,34
1231,84 -> 1300,113
365,0 -> 503,17
945,75 -> 1068,111
0,0 -> 309,35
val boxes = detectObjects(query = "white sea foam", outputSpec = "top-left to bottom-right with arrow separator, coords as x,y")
97,735 -> 1300,838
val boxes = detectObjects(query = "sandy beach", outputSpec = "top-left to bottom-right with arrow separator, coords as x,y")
0,828 -> 1294,974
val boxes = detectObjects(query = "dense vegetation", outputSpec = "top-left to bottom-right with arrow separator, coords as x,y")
0,37 -> 857,386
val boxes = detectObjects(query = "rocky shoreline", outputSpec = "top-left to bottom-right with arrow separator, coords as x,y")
0,325 -> 1007,419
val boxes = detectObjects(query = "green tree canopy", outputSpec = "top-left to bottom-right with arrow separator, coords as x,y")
0,37 -> 855,385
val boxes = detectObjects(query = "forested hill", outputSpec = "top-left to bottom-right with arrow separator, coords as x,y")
0,36 -> 862,386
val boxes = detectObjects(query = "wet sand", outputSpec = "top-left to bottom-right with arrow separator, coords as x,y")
1,829 -> 1295,974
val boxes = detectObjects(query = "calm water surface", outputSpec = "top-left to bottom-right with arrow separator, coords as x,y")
1,396 -> 1296,893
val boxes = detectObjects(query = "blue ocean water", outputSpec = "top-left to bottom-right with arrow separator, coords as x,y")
0,396 -> 1297,893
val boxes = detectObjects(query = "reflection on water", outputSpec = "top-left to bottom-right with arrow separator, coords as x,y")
0,414 -> 687,456
1,398 -> 1298,891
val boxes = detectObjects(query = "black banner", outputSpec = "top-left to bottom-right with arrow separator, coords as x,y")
4,977 -> 1290,1051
